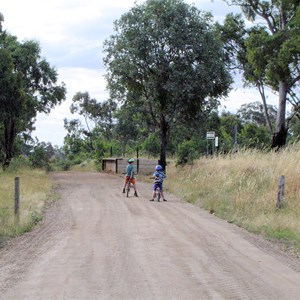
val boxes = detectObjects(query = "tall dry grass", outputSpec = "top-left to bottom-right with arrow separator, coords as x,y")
165,145 -> 300,249
0,167 -> 52,238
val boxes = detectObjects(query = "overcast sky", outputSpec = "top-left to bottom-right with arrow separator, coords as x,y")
1,0 -> 278,146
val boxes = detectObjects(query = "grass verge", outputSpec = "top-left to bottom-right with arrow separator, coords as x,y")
0,166 -> 53,240
165,146 -> 300,254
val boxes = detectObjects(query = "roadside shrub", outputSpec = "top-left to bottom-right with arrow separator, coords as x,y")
50,159 -> 71,171
7,156 -> 30,171
29,145 -> 49,169
176,140 -> 199,165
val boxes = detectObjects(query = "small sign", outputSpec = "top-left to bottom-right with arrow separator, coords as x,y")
215,136 -> 219,147
206,131 -> 215,139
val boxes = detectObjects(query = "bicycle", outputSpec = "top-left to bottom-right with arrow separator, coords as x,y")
126,171 -> 134,197
150,180 -> 164,202
154,184 -> 162,202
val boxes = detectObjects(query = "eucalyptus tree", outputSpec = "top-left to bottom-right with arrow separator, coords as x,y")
0,45 -> 23,168
0,16 -> 66,169
237,101 -> 277,128
113,104 -> 141,156
223,1 -> 300,149
103,0 -> 232,169
216,14 -> 275,136
63,118 -> 86,159
70,92 -> 117,151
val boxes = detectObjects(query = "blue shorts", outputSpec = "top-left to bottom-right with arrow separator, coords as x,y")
153,182 -> 163,191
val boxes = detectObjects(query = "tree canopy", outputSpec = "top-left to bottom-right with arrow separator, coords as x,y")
103,0 -> 232,168
222,0 -> 300,148
237,101 -> 277,128
0,15 -> 66,169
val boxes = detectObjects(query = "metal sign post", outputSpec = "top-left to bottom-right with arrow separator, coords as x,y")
206,131 -> 215,156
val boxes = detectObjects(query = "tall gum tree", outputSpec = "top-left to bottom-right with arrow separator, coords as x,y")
0,16 -> 66,169
103,0 -> 232,169
224,0 -> 300,149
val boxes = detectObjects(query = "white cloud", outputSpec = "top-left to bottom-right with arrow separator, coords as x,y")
1,0 -> 277,146
220,88 -> 278,113
59,67 -> 108,100
34,67 -> 108,146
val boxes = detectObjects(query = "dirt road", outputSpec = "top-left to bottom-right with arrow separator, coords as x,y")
1,172 -> 300,299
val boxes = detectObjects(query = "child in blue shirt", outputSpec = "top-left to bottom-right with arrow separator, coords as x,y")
150,165 -> 166,201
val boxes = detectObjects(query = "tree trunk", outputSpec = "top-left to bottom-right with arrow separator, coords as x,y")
159,114 -> 169,172
2,116 -> 16,170
272,81 -> 288,149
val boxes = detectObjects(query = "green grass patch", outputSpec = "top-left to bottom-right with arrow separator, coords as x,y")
262,226 -> 300,242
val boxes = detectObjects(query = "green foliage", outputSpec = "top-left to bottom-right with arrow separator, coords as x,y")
93,138 -> 107,164
142,133 -> 160,157
63,119 -> 87,158
221,1 -> 300,148
237,101 -> 277,127
31,210 -> 43,224
51,159 -> 71,171
0,20 -> 66,169
238,123 -> 270,149
104,0 -> 232,168
176,140 -> 200,165
29,146 -> 49,169
5,156 -> 30,172
288,115 -> 300,143
113,103 -> 142,156
28,142 -> 55,169
71,92 -> 117,141
217,113 -> 241,152
63,93 -> 119,163
262,226 -> 300,243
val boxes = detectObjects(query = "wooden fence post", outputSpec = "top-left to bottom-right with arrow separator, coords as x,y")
14,177 -> 20,221
276,175 -> 285,209
116,159 -> 118,174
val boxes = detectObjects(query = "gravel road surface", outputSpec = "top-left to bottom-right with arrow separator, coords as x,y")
1,171 -> 300,299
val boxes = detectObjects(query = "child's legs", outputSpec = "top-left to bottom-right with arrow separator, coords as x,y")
160,184 -> 165,198
123,178 -> 127,188
130,178 -> 137,191
153,183 -> 162,198
152,183 -> 158,198
123,176 -> 130,188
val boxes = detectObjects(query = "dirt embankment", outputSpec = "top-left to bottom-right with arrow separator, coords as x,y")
0,171 -> 300,299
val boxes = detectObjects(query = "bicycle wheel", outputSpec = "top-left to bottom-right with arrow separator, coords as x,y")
126,187 -> 130,197
157,188 -> 161,202
126,183 -> 130,197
